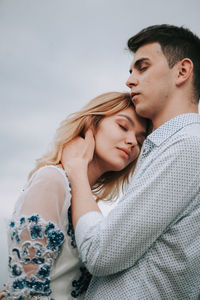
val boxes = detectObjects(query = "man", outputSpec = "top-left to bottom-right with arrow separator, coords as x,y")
62,24 -> 200,299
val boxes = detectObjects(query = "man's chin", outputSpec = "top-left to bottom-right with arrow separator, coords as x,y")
135,105 -> 148,118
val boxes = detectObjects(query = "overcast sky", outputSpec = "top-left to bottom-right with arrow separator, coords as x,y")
0,0 -> 199,285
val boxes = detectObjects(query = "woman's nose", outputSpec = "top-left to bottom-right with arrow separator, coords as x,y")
126,134 -> 138,147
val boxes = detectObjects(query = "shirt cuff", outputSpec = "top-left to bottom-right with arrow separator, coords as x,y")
75,211 -> 103,250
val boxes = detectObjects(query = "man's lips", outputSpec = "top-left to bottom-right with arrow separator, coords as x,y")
130,92 -> 140,101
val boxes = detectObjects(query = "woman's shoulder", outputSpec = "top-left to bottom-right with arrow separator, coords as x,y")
28,165 -> 71,191
13,165 -> 71,223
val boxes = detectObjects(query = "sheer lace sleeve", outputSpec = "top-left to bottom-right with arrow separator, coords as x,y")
7,166 -> 70,300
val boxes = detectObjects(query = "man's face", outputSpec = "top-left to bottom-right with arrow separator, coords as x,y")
126,42 -> 176,122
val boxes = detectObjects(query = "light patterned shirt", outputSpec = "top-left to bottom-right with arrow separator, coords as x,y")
75,113 -> 200,300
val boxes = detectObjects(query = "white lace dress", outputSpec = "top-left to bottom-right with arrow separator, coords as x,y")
6,165 -> 91,300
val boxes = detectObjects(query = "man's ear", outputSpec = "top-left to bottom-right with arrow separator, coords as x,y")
175,58 -> 193,86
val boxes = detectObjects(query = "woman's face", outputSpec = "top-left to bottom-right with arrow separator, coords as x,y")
94,107 -> 147,173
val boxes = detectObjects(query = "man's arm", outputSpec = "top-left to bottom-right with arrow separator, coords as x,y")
64,135 -> 200,276
70,167 -> 101,228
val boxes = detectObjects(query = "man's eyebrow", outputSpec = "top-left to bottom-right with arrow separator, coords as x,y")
129,57 -> 150,73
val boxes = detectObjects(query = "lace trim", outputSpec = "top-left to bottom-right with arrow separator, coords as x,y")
7,214 -> 64,299
67,201 -> 92,297
71,267 -> 92,298
67,206 -> 77,248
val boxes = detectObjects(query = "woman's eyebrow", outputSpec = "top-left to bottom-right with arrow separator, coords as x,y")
117,114 -> 147,137
117,114 -> 134,125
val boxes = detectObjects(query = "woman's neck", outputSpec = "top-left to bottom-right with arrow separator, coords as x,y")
58,158 -> 105,187
88,158 -> 105,187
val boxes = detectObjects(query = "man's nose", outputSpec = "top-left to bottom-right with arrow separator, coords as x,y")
126,73 -> 138,88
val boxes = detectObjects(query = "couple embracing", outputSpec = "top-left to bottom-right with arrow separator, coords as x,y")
4,24 -> 200,300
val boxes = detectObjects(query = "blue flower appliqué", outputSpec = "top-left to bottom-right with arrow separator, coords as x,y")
7,214 -> 65,299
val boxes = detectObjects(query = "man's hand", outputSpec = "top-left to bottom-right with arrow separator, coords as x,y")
61,129 -> 95,179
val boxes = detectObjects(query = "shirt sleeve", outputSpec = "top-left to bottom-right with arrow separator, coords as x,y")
7,166 -> 69,299
75,135 -> 200,276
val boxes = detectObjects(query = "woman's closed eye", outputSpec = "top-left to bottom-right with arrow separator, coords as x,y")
119,124 -> 128,131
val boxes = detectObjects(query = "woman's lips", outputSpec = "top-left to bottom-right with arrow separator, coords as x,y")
117,147 -> 130,159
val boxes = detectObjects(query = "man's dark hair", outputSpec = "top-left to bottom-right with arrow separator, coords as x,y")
127,24 -> 200,101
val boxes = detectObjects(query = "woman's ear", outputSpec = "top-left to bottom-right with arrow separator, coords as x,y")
175,58 -> 193,86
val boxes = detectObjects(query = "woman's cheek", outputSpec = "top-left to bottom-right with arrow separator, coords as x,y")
133,146 -> 140,160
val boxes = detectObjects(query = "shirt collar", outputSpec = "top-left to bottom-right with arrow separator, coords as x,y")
146,113 -> 200,147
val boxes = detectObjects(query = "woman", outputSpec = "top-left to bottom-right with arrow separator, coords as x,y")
4,92 -> 150,300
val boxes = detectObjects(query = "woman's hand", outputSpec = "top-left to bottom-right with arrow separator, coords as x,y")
61,129 -> 95,179
62,129 -> 100,228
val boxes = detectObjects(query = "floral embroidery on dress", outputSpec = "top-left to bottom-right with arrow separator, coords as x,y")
65,173 -> 92,298
7,214 -> 64,300
67,205 -> 92,298
71,267 -> 92,298
67,205 -> 77,248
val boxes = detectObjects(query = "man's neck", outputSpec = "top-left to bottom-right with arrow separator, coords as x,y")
152,99 -> 198,129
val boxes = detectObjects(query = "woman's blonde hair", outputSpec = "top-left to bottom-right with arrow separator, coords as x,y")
29,92 -> 150,202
